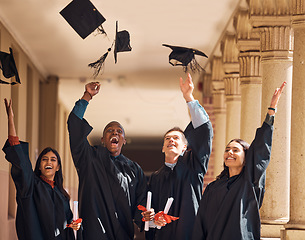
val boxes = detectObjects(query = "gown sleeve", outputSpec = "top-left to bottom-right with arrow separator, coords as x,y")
133,163 -> 148,230
67,111 -> 94,171
245,114 -> 274,186
244,114 -> 274,207
184,119 -> 213,175
184,100 -> 213,174
2,140 -> 34,198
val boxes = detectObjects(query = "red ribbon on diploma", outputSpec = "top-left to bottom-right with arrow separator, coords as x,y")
137,205 -> 179,223
155,211 -> 179,223
138,205 -> 149,222
66,218 -> 82,228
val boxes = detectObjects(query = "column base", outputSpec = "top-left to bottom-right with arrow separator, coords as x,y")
281,226 -> 305,240
261,218 -> 288,238
261,223 -> 285,238
281,223 -> 305,240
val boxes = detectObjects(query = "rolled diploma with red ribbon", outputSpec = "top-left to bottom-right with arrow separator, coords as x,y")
73,201 -> 78,237
157,197 -> 174,229
145,191 -> 152,231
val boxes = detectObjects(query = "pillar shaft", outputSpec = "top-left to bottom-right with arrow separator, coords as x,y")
212,88 -> 226,178
224,75 -> 241,143
239,52 -> 262,143
259,26 -> 293,231
221,32 -> 241,143
283,11 -> 305,239
39,75 -> 59,150
211,56 -> 226,178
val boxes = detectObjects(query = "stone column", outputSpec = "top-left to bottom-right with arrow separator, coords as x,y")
39,75 -> 59,150
234,8 -> 262,144
283,2 -> 305,239
221,33 -> 241,143
200,71 -> 216,184
249,1 -> 293,237
211,56 -> 226,178
223,75 -> 241,142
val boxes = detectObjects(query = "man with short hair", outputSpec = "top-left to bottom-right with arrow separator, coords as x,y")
68,82 -> 147,240
144,74 -> 213,240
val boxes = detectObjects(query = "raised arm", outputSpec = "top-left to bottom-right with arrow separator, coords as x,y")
180,73 -> 195,103
267,81 -> 286,117
68,82 -> 102,170
3,99 -> 34,197
4,98 -> 16,137
180,74 -> 213,172
247,81 -> 286,188
72,82 -> 101,120
81,81 -> 101,102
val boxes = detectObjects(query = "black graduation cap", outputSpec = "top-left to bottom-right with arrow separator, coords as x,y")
60,0 -> 106,39
0,48 -> 21,85
88,21 -> 132,77
162,44 -> 208,72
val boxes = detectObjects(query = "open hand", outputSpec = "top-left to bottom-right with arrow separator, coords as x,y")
4,98 -> 14,119
269,81 -> 286,109
180,73 -> 195,102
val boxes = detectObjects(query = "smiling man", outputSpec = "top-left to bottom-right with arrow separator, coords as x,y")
67,82 -> 147,240
144,74 -> 213,240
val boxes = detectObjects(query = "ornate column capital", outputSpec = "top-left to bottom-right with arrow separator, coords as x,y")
248,0 -> 292,27
224,75 -> 241,97
234,9 -> 261,52
291,0 -> 305,15
221,33 -> 240,73
211,56 -> 224,83
260,26 -> 294,60
201,72 -> 212,98
239,52 -> 262,84
291,0 -> 305,27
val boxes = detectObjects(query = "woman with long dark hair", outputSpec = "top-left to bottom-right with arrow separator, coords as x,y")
2,98 -> 80,240
193,82 -> 286,240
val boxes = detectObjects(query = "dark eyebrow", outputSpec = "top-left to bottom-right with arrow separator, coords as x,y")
225,146 -> 240,150
165,134 -> 180,138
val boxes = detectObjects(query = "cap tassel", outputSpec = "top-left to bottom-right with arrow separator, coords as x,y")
88,48 -> 111,78
96,25 -> 107,36
186,59 -> 204,73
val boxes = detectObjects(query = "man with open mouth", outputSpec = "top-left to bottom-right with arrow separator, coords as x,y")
68,82 -> 148,240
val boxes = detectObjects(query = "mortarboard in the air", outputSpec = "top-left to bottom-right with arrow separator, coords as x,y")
162,44 -> 208,72
88,21 -> 132,77
60,0 -> 106,39
0,48 -> 21,85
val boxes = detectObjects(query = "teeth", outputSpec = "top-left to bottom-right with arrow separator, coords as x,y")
45,166 -> 52,169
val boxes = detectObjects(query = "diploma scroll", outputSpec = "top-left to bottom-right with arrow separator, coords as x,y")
145,191 -> 152,231
157,197 -> 174,229
73,201 -> 78,237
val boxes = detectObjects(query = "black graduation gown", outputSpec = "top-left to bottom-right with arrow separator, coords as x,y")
193,121 -> 273,240
2,140 -> 75,240
146,120 -> 213,240
67,112 -> 147,240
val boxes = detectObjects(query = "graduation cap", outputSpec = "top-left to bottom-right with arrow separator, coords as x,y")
88,21 -> 132,77
60,0 -> 106,39
162,44 -> 208,72
0,48 -> 21,85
